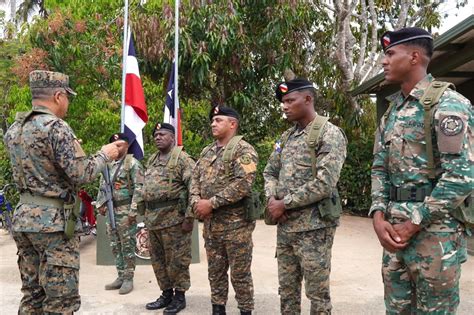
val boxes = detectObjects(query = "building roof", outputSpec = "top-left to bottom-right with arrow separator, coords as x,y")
352,14 -> 474,95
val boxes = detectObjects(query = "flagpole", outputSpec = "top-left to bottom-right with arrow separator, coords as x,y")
121,0 -> 130,132
173,0 -> 179,143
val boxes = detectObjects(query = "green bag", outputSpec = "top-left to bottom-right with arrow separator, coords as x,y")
64,196 -> 81,239
318,191 -> 342,221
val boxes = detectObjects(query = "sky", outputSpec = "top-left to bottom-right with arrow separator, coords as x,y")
437,0 -> 474,33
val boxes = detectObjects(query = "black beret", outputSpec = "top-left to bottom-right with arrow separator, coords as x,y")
275,78 -> 315,102
109,133 -> 129,143
381,27 -> 432,51
153,122 -> 175,135
209,105 -> 240,121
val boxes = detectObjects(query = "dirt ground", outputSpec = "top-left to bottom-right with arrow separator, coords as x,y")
1,216 -> 473,314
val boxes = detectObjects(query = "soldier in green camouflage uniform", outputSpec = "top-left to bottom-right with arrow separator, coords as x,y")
190,106 -> 258,315
3,70 -> 125,314
264,78 -> 347,314
96,133 -> 144,295
132,123 -> 195,314
371,27 -> 473,314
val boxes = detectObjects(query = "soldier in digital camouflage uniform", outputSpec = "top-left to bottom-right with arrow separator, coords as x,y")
3,70 -> 125,315
370,27 -> 473,314
190,106 -> 258,315
96,133 -> 144,295
263,78 -> 347,314
131,123 -> 194,314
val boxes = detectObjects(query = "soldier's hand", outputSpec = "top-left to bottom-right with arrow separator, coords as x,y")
181,218 -> 194,233
101,140 -> 127,161
268,197 -> 286,220
373,211 -> 407,252
393,221 -> 421,243
277,213 -> 288,224
195,199 -> 212,219
98,206 -> 106,216
127,214 -> 137,226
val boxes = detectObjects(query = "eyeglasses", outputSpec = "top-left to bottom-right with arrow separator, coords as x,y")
58,91 -> 74,102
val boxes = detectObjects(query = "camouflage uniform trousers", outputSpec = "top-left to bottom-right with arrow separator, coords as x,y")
148,223 -> 192,291
13,231 -> 80,315
107,212 -> 137,281
277,226 -> 336,315
204,222 -> 256,311
382,230 -> 467,315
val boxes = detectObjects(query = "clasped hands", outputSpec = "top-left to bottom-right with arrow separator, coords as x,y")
373,211 -> 421,253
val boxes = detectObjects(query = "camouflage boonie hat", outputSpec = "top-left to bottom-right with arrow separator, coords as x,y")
29,70 -> 77,96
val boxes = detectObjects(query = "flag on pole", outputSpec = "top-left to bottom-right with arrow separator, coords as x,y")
123,32 -> 148,159
163,63 -> 182,145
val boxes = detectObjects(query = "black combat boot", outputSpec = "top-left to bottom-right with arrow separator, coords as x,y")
240,311 -> 252,315
164,290 -> 186,314
212,304 -> 226,315
145,289 -> 173,310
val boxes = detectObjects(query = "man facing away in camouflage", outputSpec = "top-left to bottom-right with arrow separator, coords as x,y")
263,77 -> 347,314
190,106 -> 258,315
3,70 -> 125,314
371,27 -> 473,314
96,132 -> 144,295
132,123 -> 195,314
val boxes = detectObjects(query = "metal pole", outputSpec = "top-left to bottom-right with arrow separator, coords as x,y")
121,0 -> 130,132
174,0 -> 179,143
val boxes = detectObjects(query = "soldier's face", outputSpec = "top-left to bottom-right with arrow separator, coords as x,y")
154,130 -> 174,151
382,45 -> 413,83
54,90 -> 70,118
117,142 -> 129,160
211,116 -> 236,139
281,91 -> 311,122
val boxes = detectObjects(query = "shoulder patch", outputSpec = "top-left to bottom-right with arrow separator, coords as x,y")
440,115 -> 464,136
240,154 -> 251,165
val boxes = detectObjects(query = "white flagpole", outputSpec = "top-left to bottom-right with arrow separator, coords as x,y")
173,0 -> 179,143
121,0 -> 130,132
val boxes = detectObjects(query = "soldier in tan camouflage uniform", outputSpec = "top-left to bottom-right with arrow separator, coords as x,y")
96,133 -> 144,295
3,70 -> 125,315
264,78 -> 347,314
371,27 -> 473,314
190,106 -> 258,315
132,123 -> 195,314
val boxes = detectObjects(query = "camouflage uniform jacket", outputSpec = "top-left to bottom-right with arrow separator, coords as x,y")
96,154 -> 144,220
190,139 -> 258,234
370,74 -> 473,232
3,106 -> 109,233
132,148 -> 194,230
263,116 -> 347,233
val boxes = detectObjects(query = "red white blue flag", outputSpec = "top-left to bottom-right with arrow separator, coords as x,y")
123,33 -> 148,159
164,63 -> 182,145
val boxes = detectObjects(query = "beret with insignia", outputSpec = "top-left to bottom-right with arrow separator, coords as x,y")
209,105 -> 240,121
153,122 -> 175,135
275,77 -> 315,102
380,27 -> 432,51
29,70 -> 77,95
109,132 -> 129,143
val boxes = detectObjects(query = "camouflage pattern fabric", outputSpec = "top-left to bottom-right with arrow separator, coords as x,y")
97,154 -> 144,281
148,224 -> 192,291
190,139 -> 258,311
263,118 -> 347,232
132,148 -> 195,229
370,74 -> 473,312
263,116 -> 347,313
4,105 -> 110,314
13,232 -> 80,314
382,231 -> 467,314
277,227 -> 336,314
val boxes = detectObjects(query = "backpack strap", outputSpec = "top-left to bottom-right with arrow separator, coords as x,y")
123,154 -> 133,196
166,146 -> 184,186
223,135 -> 244,178
306,116 -> 329,178
419,81 -> 455,179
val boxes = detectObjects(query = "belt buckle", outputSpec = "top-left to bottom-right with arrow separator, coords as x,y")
409,187 -> 418,202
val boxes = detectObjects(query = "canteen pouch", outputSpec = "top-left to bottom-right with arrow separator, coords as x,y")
318,190 -> 342,221
244,190 -> 263,222
64,197 -> 81,239
451,195 -> 474,230
178,190 -> 189,215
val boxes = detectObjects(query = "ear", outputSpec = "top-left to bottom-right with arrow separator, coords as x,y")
411,50 -> 421,65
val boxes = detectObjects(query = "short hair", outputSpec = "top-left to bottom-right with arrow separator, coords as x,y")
405,38 -> 433,59
31,87 -> 64,100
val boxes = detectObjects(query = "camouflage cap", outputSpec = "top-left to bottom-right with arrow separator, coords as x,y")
29,70 -> 77,96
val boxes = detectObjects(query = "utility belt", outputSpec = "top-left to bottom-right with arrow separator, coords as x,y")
145,198 -> 180,210
215,199 -> 245,212
20,192 -> 65,208
389,185 -> 433,202
113,198 -> 131,207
